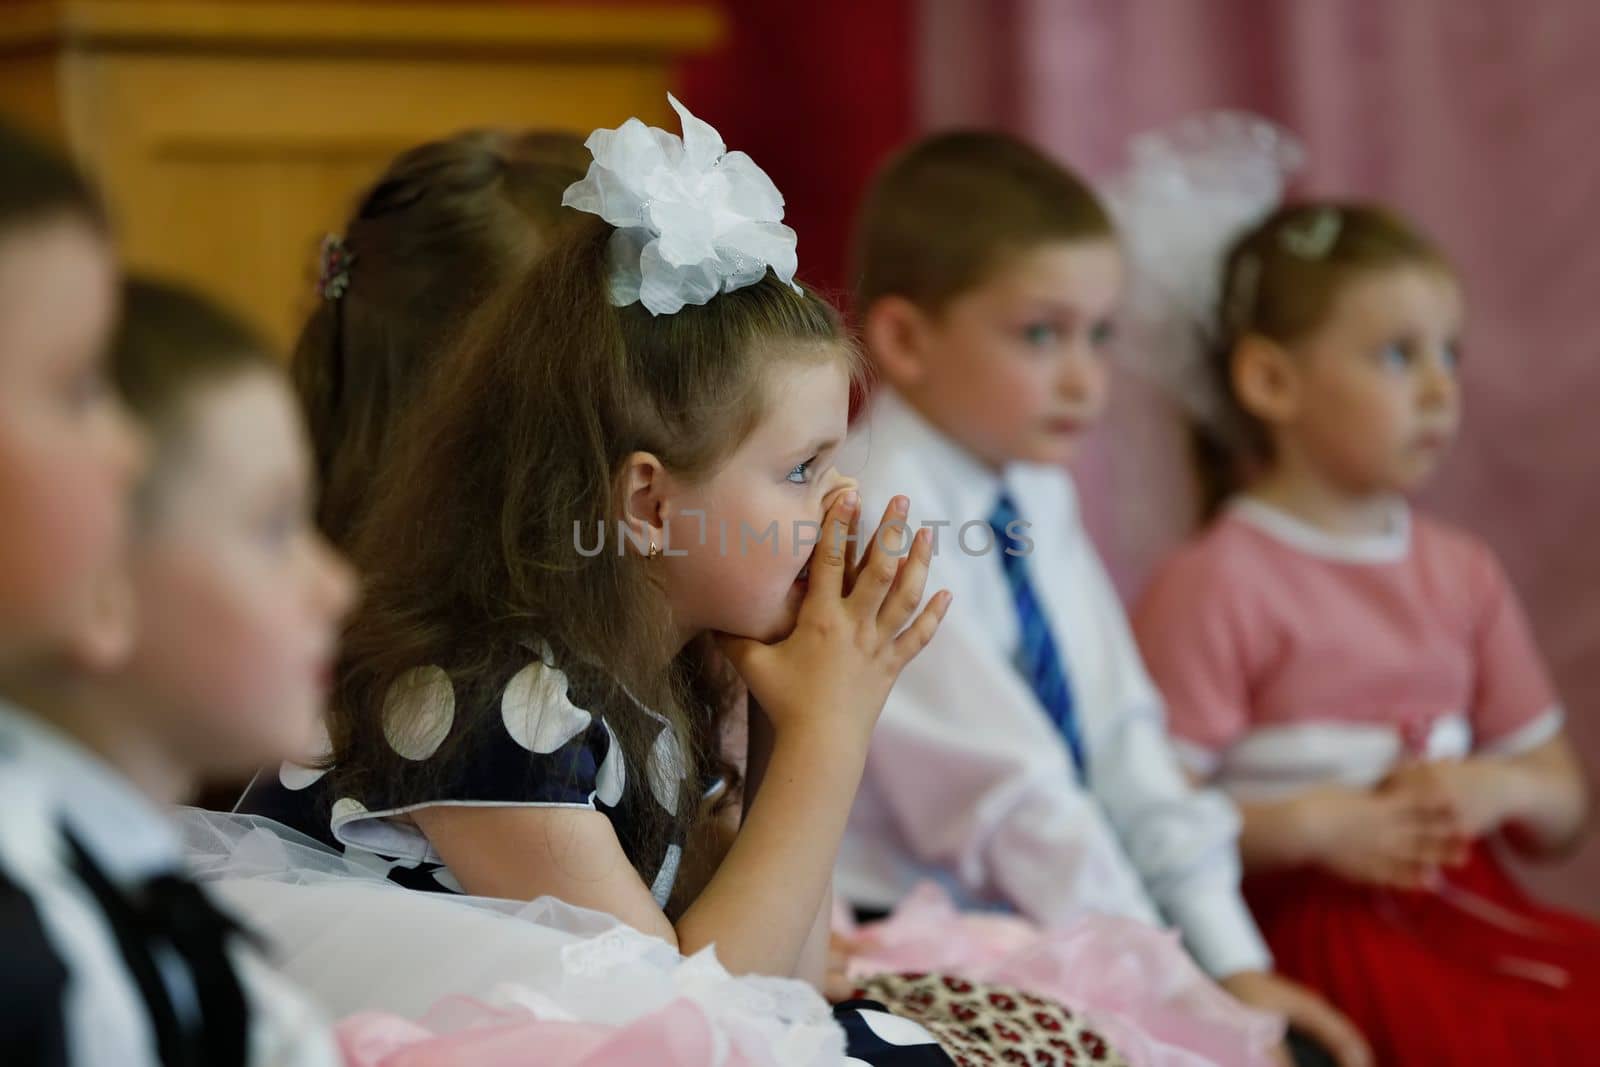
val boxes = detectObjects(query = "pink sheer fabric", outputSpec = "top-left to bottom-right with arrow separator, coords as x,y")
835,884 -> 1283,1067
337,997 -> 750,1067
917,0 -> 1600,917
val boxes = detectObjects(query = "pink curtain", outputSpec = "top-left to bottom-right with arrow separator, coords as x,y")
919,0 -> 1600,915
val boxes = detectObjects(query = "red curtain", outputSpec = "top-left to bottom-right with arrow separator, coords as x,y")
677,0 -> 916,308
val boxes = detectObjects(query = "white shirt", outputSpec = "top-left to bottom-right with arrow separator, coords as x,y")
0,701 -> 339,1067
836,390 -> 1272,978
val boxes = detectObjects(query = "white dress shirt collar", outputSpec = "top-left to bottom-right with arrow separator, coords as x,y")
0,699 -> 181,886
861,388 -> 1072,534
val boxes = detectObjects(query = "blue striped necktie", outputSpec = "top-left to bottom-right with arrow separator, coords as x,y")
989,493 -> 1087,775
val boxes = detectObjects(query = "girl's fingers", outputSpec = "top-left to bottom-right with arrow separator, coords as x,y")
1408,830 -> 1463,869
818,483 -> 865,594
805,490 -> 857,604
1386,850 -> 1443,891
1395,792 -> 1462,840
1380,860 -> 1428,891
1393,769 -> 1457,816
849,497 -> 909,619
842,493 -> 865,593
878,527 -> 933,634
891,590 -> 952,665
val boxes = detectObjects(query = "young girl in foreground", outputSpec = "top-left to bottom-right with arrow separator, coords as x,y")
1134,201 -> 1597,1065
241,99 -> 975,1064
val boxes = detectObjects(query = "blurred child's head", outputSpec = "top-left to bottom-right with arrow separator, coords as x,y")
0,125 -> 143,677
854,131 -> 1120,469
111,278 -> 356,779
294,129 -> 590,547
1200,202 -> 1459,511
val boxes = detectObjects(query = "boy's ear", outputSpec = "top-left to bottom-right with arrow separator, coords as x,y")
618,450 -> 668,555
862,295 -> 934,391
1232,334 -> 1301,426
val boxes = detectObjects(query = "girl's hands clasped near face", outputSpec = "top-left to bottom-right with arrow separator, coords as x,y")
718,491 -> 951,748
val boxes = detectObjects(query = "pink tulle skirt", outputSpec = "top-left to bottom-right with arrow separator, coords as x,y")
835,884 -> 1283,1067
337,997 -> 758,1067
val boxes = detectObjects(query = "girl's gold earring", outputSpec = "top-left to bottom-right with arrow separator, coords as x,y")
647,540 -> 661,560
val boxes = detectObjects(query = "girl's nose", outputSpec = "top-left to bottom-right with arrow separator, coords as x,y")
823,475 -> 860,515
1418,351 -> 1459,409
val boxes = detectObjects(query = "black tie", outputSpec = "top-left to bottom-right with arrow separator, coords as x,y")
65,831 -> 253,1067
0,867 -> 72,1065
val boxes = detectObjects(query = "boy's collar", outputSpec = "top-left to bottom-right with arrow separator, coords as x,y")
0,699 -> 183,885
866,388 -> 1067,527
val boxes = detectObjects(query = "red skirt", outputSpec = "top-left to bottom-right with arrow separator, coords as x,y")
1245,843 -> 1600,1065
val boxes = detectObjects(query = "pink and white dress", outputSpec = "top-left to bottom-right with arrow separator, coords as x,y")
1134,496 -> 1600,1065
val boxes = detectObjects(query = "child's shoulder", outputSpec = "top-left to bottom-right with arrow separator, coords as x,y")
1135,511 -> 1313,639
1407,511 -> 1510,594
1144,511 -> 1269,596
1409,510 -> 1497,566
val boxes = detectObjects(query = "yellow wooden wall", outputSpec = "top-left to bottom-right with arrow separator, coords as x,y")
0,1 -> 722,348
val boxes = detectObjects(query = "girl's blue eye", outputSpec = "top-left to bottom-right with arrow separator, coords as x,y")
1441,340 -> 1462,372
1380,342 -> 1412,371
1023,322 -> 1060,346
786,457 -> 816,485
1089,319 -> 1116,349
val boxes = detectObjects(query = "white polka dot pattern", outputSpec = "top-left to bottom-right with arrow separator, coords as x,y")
646,727 -> 683,813
856,1009 -> 940,1047
501,661 -> 593,753
381,666 -> 457,761
278,761 -> 328,791
280,717 -> 335,789
595,720 -> 626,806
330,797 -> 368,825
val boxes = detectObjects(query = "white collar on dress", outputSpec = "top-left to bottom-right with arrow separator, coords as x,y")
0,699 -> 182,885
1229,494 -> 1412,564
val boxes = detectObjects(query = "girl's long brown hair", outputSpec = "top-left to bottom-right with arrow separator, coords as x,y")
330,215 -> 852,877
293,129 -> 589,548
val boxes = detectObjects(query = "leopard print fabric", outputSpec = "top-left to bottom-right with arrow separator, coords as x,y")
849,972 -> 1131,1067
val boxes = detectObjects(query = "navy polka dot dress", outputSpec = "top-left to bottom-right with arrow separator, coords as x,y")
239,648 -> 951,1065
242,647 -> 684,904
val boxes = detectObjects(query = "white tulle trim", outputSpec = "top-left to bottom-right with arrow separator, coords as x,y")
179,809 -> 844,1067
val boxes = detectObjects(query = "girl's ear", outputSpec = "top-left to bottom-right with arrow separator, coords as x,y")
1232,334 -> 1302,426
618,450 -> 669,555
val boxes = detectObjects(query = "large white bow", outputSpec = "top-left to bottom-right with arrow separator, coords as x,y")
562,94 -> 801,316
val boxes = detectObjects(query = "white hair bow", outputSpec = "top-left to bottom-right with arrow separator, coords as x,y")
562,94 -> 801,316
